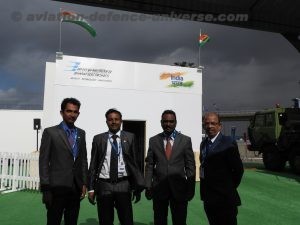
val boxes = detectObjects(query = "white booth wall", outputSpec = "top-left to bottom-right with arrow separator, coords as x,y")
43,56 -> 203,159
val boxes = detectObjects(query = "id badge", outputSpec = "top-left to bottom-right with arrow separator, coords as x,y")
118,161 -> 126,173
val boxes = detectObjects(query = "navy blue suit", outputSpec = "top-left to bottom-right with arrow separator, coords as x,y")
200,133 -> 244,225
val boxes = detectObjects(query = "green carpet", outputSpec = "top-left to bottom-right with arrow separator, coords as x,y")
1,169 -> 300,225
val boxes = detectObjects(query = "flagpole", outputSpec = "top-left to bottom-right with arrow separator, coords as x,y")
198,29 -> 201,68
59,8 -> 62,52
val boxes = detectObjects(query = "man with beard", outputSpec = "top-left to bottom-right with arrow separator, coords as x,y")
144,110 -> 196,225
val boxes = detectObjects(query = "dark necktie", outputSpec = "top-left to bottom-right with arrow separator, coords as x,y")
110,134 -> 118,182
165,137 -> 172,160
206,140 -> 213,154
203,139 -> 212,161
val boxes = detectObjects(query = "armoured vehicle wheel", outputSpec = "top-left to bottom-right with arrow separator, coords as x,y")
262,146 -> 286,171
289,148 -> 300,174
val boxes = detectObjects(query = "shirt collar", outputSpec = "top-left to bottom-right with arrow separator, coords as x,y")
209,131 -> 220,143
164,130 -> 178,140
60,121 -> 76,132
109,130 -> 121,138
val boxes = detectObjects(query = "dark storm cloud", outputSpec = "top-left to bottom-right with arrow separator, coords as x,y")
0,0 -> 300,110
203,57 -> 300,111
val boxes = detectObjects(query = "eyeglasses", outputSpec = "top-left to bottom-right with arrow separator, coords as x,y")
203,122 -> 220,127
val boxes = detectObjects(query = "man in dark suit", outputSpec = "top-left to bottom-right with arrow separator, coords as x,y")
200,112 -> 244,225
88,108 -> 144,225
39,98 -> 88,225
144,110 -> 196,225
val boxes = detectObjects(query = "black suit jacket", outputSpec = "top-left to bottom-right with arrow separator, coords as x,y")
39,125 -> 88,192
200,133 -> 244,206
145,132 -> 196,202
88,131 -> 145,193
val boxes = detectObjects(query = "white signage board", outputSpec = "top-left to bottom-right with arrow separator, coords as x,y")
55,55 -> 201,94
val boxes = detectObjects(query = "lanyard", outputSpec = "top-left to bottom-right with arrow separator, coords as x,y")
109,136 -> 121,156
164,130 -> 178,140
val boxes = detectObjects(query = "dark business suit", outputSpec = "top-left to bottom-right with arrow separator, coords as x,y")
145,132 -> 196,225
39,124 -> 88,225
200,133 -> 244,225
88,131 -> 144,225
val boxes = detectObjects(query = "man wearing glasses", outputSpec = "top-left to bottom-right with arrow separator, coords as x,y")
200,112 -> 244,225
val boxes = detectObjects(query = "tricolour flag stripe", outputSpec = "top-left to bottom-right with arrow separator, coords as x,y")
61,11 -> 97,37
199,34 -> 210,47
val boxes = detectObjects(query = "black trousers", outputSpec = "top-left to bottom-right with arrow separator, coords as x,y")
46,188 -> 81,225
153,197 -> 188,225
204,204 -> 238,225
96,179 -> 133,225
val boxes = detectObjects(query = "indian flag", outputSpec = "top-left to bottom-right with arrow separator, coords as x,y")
61,11 -> 97,37
199,34 -> 210,47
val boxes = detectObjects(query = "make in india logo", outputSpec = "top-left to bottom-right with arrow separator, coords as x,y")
160,72 -> 194,88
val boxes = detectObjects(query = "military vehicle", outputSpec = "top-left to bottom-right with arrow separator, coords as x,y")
247,99 -> 300,173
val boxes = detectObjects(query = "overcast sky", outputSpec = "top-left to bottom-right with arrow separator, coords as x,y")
1,0 -> 300,111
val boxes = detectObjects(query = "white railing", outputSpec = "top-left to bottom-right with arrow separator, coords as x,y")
0,152 -> 40,192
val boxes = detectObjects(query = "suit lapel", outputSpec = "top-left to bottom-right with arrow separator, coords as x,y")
206,133 -> 223,157
200,138 -> 208,157
170,133 -> 181,160
57,126 -> 74,157
76,129 -> 82,147
101,132 -> 109,154
158,133 -> 166,157
74,129 -> 82,159
57,126 -> 71,149
120,131 -> 129,155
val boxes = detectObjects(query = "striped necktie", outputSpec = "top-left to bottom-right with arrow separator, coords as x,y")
110,134 -> 118,182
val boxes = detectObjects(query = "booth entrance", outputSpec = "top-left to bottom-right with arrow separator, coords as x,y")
122,120 -> 146,173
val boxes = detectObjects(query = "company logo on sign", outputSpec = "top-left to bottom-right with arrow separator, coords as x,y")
160,72 -> 194,88
65,61 -> 81,72
63,61 -> 113,82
